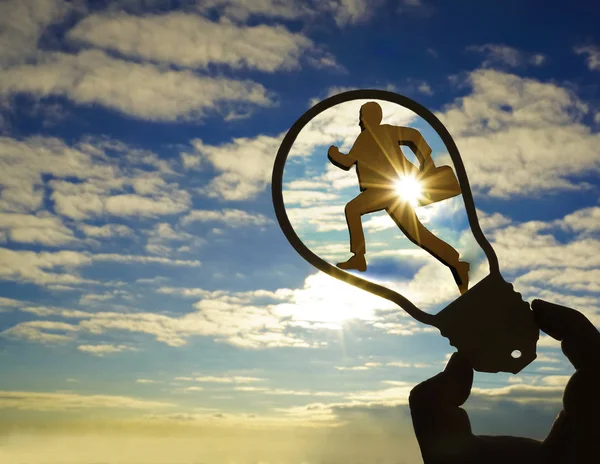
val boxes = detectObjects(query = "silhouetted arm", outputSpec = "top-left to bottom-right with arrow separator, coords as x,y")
397,127 -> 433,171
327,145 -> 357,170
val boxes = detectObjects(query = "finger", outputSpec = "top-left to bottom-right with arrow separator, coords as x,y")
531,299 -> 600,370
542,368 -> 600,461
409,352 -> 475,461
410,352 -> 473,408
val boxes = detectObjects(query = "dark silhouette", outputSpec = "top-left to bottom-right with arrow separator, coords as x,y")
410,299 -> 600,463
274,90 -> 541,375
327,101 -> 468,294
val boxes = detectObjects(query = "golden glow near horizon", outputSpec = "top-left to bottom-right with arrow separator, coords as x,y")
394,175 -> 423,208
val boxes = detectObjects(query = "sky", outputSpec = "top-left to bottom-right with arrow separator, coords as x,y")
0,0 -> 599,463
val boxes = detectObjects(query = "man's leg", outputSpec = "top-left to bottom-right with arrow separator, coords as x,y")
338,189 -> 391,271
387,202 -> 470,293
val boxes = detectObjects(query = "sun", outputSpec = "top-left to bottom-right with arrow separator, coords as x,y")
395,175 -> 423,207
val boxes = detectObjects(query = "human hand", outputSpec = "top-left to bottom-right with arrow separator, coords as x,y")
409,299 -> 600,463
328,145 -> 340,158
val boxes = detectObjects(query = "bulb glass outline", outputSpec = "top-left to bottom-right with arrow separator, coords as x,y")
271,90 -> 539,374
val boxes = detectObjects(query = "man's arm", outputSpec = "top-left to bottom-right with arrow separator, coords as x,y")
397,127 -> 433,171
327,145 -> 356,170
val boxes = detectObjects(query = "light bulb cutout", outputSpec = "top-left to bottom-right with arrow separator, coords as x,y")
272,90 -> 539,374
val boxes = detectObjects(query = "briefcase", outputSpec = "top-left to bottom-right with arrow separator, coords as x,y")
417,165 -> 461,207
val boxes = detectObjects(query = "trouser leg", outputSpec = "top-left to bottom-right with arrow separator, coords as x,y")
345,189 -> 392,256
386,202 -> 460,269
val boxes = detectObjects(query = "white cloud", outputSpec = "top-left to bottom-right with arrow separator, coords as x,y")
5,301 -> 297,349
491,219 -> 600,272
68,12 -> 328,73
324,0 -> 376,26
535,353 -> 562,364
0,390 -> 173,411
467,44 -> 546,68
194,376 -> 264,383
574,45 -> 600,71
481,211 -> 600,326
197,0 -> 305,21
236,386 -> 341,397
0,136 -> 114,214
104,193 -> 191,217
514,268 -> 600,293
79,293 -> 115,305
0,296 -> 24,309
0,50 -> 273,122
50,178 -> 191,220
158,287 -> 211,298
50,180 -> 107,220
93,253 -> 201,267
538,335 -> 561,348
271,272 -> 394,328
386,361 -> 430,368
477,210 -> 512,232
136,378 -> 156,384
3,272 -> 388,349
559,206 -> 600,235
3,320 -> 79,343
438,69 -> 600,197
78,223 -> 134,238
0,247 -> 93,286
181,386 -> 205,392
189,134 -> 282,200
77,344 -> 136,356
335,362 -> 380,371
541,375 -> 570,387
144,222 -> 202,255
417,82 -> 433,95
136,276 -> 169,285
79,290 -> 133,306
0,212 -> 76,246
188,99 -> 416,200
286,203 -> 347,232
198,0 -> 387,30
0,0 -> 71,66
536,366 -> 561,372
0,247 -> 201,289
21,305 -> 90,318
282,189 -> 341,207
470,384 -> 563,405
181,209 -> 272,227
0,135 -> 191,224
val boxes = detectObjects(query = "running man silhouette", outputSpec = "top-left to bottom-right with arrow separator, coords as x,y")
328,101 -> 470,294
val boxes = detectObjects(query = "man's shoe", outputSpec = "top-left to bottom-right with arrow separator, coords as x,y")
337,254 -> 367,272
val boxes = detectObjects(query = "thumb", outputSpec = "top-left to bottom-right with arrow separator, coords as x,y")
410,352 -> 473,410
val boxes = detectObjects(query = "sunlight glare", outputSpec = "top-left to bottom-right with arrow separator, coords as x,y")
274,273 -> 395,326
395,175 -> 423,207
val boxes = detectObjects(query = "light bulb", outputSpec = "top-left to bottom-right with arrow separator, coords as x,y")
272,90 -> 539,375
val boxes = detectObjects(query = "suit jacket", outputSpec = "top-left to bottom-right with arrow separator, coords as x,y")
329,125 -> 424,191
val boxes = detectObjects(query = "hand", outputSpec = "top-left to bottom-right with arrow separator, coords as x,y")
328,145 -> 340,158
409,299 -> 600,463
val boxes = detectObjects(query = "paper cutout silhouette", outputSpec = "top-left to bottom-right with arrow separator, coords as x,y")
328,101 -> 468,294
271,89 -> 540,375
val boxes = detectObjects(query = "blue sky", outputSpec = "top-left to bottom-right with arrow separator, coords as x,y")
0,0 -> 599,463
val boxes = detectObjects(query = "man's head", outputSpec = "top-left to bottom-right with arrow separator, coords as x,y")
359,101 -> 383,130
